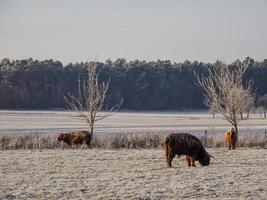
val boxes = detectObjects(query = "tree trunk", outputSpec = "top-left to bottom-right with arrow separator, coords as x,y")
90,126 -> 94,136
86,126 -> 94,148
246,110 -> 250,119
240,112 -> 243,120
233,124 -> 238,149
264,111 -> 266,119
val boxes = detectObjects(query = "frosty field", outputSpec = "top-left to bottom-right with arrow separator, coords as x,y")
1,148 -> 266,199
1,111 -> 266,199
0,110 -> 266,136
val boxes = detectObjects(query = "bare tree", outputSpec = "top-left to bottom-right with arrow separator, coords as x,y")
197,61 -> 255,140
209,102 -> 217,119
64,65 -> 123,138
240,90 -> 255,119
256,94 -> 267,119
244,93 -> 255,119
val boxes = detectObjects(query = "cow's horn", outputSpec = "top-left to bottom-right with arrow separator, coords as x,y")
208,153 -> 215,159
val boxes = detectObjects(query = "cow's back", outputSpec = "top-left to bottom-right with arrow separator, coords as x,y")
165,133 -> 203,156
71,131 -> 92,145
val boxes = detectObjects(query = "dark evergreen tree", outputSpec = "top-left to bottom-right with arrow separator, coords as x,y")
0,57 -> 266,110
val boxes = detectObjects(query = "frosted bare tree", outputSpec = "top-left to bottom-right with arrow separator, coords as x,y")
242,93 -> 255,119
197,61 -> 255,139
209,102 -> 217,119
64,65 -> 123,137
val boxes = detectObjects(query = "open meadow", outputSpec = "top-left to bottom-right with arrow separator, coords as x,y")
1,148 -> 266,199
1,110 -> 266,199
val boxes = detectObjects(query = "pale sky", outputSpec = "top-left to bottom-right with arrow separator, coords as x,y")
0,0 -> 266,64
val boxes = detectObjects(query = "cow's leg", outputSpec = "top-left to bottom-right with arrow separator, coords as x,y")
166,151 -> 175,168
186,156 -> 191,167
69,141 -> 74,149
67,141 -> 71,149
229,142 -> 232,150
191,157 -> 196,167
232,142 -> 236,150
83,142 -> 87,149
86,139 -> 92,149
83,141 -> 87,149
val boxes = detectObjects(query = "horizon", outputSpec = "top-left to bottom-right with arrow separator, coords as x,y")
0,56 -> 266,66
1,0 -> 267,65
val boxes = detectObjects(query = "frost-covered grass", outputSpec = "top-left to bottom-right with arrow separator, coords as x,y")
1,110 -> 266,150
1,148 -> 266,199
1,132 -> 266,150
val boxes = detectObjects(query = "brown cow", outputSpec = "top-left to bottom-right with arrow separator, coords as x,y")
165,133 -> 213,167
58,131 -> 92,148
225,128 -> 238,150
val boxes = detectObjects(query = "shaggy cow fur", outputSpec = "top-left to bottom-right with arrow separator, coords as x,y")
58,131 -> 92,148
165,133 -> 212,167
225,128 -> 238,150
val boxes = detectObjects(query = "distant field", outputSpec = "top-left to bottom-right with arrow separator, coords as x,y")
0,110 -> 266,136
1,148 -> 266,199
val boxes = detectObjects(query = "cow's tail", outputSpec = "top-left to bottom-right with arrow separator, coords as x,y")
165,136 -> 171,159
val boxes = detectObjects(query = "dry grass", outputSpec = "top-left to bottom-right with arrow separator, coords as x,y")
199,133 -> 267,148
1,132 -> 266,150
1,148 -> 266,199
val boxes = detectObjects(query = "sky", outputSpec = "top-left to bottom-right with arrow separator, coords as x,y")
0,0 -> 266,65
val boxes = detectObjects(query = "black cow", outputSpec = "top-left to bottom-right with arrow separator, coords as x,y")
165,133 -> 213,167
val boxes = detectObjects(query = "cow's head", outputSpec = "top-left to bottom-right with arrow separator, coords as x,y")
199,155 -> 210,166
58,133 -> 65,141
199,152 -> 214,166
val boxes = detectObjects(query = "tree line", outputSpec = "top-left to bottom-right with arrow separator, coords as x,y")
0,57 -> 266,111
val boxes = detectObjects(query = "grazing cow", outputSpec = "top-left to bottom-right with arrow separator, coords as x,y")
165,133 -> 213,167
225,128 -> 238,150
58,131 -> 92,148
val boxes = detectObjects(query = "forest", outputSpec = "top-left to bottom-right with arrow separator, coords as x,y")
0,57 -> 266,110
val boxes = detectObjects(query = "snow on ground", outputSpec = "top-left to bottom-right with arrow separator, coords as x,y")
1,148 -> 266,199
0,110 -> 266,136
